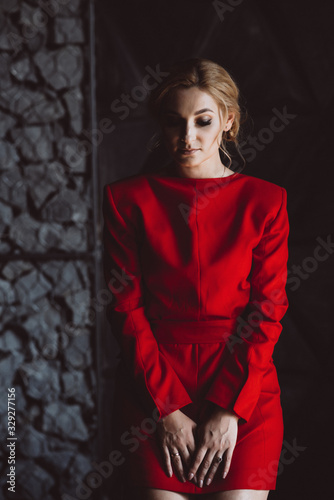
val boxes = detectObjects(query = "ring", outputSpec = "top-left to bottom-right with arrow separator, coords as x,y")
215,456 -> 223,463
170,452 -> 180,457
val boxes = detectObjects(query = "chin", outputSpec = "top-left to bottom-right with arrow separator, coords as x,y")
176,160 -> 201,169
174,154 -> 202,164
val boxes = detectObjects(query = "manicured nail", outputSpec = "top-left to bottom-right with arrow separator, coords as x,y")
223,471 -> 227,479
206,478 -> 212,485
188,472 -> 194,481
199,479 -> 203,488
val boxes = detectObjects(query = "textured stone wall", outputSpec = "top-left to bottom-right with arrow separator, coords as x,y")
0,1 -> 98,499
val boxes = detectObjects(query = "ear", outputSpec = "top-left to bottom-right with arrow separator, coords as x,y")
224,112 -> 235,131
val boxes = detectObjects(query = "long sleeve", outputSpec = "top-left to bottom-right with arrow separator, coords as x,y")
204,187 -> 289,423
102,183 -> 193,421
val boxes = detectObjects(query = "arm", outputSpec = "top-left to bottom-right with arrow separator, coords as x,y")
204,187 -> 289,423
102,183 -> 193,421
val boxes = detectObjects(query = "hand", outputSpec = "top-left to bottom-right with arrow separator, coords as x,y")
156,409 -> 197,482
187,403 -> 239,487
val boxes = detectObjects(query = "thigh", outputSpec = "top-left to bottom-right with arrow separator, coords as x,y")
135,486 -> 190,500
202,490 -> 269,500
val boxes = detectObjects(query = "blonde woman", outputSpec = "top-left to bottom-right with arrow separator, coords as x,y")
103,58 -> 289,500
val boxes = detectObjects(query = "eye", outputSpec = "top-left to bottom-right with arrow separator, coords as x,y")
197,119 -> 212,127
162,116 -> 213,127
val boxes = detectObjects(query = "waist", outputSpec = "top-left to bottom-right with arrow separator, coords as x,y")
150,318 -> 239,343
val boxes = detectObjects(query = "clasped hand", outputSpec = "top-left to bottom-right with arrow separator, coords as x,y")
156,402 -> 239,488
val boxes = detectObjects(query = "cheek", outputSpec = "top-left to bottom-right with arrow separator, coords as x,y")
212,124 -> 223,142
202,127 -> 221,146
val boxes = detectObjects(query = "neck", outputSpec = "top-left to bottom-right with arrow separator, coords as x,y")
171,160 -> 226,179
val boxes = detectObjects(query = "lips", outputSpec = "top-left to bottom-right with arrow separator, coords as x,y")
178,148 -> 199,154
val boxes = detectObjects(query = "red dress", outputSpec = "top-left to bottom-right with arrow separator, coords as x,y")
102,163 -> 289,494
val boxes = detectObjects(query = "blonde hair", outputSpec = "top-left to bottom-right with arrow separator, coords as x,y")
147,58 -> 245,168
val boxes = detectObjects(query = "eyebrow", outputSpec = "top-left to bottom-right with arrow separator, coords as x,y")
165,108 -> 215,116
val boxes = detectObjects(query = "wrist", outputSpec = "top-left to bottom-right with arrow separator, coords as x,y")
211,405 -> 239,421
159,408 -> 181,423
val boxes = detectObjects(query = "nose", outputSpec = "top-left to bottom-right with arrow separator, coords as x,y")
180,122 -> 196,145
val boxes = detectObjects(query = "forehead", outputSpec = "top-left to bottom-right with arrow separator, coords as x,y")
163,86 -> 219,114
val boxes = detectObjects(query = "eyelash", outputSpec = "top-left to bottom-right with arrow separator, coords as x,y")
198,120 -> 212,127
164,118 -> 212,127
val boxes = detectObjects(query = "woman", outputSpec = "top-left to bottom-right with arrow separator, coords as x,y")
102,58 -> 289,500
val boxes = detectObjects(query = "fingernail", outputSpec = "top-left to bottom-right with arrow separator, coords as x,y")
199,479 -> 203,488
206,478 -> 212,485
188,472 -> 194,481
223,471 -> 227,479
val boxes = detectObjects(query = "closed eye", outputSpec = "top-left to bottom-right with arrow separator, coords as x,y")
197,119 -> 212,127
163,117 -> 212,127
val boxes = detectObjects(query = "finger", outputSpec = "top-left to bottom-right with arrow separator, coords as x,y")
222,446 -> 234,479
180,446 -> 194,482
186,436 -> 197,461
182,446 -> 192,471
204,453 -> 224,486
187,447 -> 208,482
186,439 -> 196,457
185,444 -> 198,484
161,445 -> 173,478
170,452 -> 186,482
196,450 -> 217,488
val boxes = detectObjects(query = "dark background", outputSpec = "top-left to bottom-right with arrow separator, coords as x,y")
95,0 -> 334,498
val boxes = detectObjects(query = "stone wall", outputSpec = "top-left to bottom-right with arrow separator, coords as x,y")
0,1 -> 99,498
